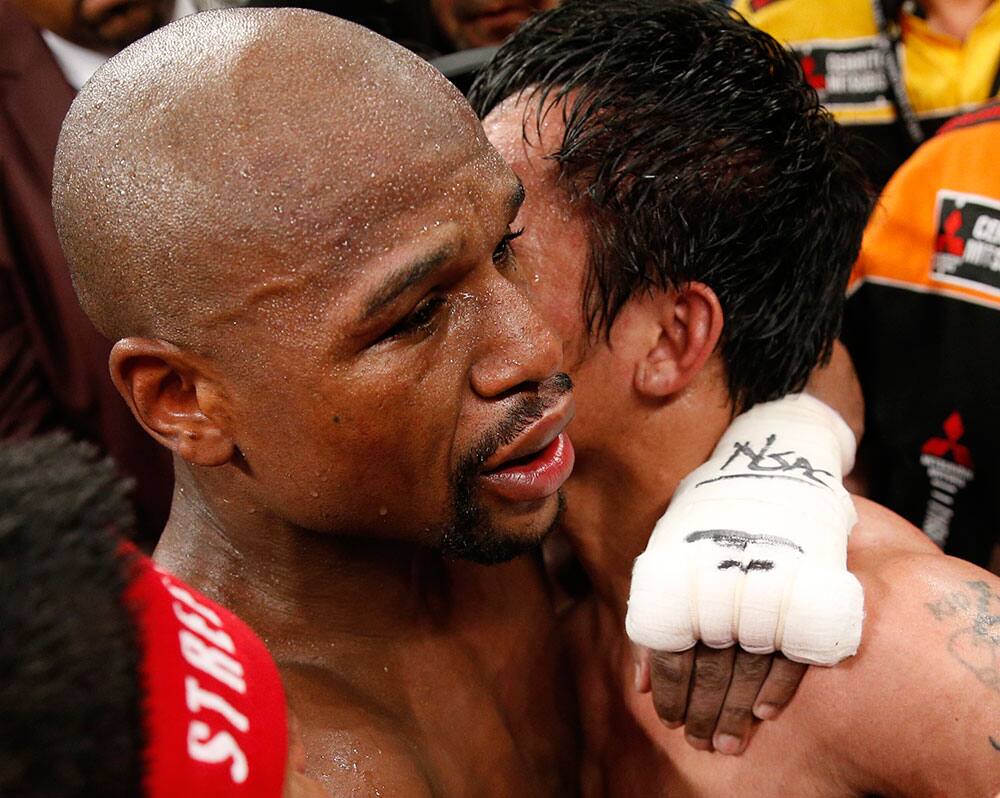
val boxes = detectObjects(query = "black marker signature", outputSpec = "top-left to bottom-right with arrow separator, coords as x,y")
695,434 -> 835,490
685,529 -> 804,555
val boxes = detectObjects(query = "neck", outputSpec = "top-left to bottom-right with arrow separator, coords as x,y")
155,460 -> 449,661
563,385 -> 731,622
919,0 -> 993,40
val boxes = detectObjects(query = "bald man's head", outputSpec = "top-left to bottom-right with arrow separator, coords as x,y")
53,7 -> 484,352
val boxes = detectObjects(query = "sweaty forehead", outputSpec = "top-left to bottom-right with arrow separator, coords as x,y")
134,12 -> 493,242
482,91 -> 569,178
54,8 -> 504,344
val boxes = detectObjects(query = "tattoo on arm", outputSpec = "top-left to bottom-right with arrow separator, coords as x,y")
924,580 -> 1000,696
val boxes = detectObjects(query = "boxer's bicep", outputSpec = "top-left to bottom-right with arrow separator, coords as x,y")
908,565 -> 1000,794
837,549 -> 1000,797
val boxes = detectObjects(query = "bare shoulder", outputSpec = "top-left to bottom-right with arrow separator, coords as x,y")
280,662 -> 436,798
847,496 -> 942,556
820,497 -> 1000,796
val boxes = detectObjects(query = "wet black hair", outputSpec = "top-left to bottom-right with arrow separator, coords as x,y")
0,433 -> 144,797
470,0 -> 873,410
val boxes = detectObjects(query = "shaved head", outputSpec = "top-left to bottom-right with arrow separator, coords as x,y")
51,6 -> 567,560
53,7 -> 485,352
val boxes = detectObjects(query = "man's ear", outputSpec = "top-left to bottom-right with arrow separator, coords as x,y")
109,338 -> 236,467
631,282 -> 724,399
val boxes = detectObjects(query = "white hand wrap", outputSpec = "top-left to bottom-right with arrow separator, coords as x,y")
625,393 -> 864,666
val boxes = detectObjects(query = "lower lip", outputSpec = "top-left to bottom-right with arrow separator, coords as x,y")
478,432 -> 575,503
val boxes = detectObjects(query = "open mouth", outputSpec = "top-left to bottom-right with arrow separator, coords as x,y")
477,401 -> 575,504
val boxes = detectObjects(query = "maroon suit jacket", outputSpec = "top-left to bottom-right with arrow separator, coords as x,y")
0,0 -> 171,541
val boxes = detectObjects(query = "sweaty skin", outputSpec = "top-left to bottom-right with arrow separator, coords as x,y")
484,92 -> 1000,798
53,11 -> 577,795
567,496 -> 1000,798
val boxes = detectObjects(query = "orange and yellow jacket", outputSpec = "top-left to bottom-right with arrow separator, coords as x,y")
733,0 -> 1000,185
842,102 -> 1000,565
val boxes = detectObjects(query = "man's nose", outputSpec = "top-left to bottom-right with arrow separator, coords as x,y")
469,276 -> 563,399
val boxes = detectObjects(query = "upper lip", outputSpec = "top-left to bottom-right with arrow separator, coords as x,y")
481,395 -> 575,473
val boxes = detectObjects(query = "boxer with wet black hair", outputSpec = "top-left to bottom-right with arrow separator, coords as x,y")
474,2 -> 1000,794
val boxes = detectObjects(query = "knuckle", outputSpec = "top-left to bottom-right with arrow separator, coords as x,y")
650,653 -> 690,686
735,653 -> 771,680
769,664 -> 806,691
684,712 -> 716,738
694,659 -> 729,689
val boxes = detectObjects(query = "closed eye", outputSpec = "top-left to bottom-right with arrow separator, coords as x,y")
381,295 -> 447,341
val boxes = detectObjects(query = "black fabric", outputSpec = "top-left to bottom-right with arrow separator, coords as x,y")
848,115 -> 951,189
844,283 -> 1000,566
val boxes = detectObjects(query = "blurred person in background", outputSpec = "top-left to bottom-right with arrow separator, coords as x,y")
844,100 -> 1000,572
733,0 -> 1000,187
430,0 -> 555,50
0,433 -> 327,797
233,0 -> 554,55
0,0 -> 192,542
230,0 -> 554,93
234,0 -> 443,57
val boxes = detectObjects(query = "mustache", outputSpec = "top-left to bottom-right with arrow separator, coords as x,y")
463,371 -> 573,474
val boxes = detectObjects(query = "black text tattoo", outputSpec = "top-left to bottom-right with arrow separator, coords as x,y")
925,580 -> 1000,695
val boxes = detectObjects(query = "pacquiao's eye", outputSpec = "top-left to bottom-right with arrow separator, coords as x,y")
384,295 -> 446,340
492,227 -> 524,268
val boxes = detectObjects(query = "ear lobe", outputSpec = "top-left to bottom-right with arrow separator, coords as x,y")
109,338 -> 236,467
634,282 -> 724,399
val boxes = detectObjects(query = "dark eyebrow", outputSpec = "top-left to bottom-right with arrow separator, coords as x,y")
361,245 -> 456,321
360,181 -> 522,322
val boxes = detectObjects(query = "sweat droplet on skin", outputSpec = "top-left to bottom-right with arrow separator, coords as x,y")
378,506 -> 388,516
310,491 -> 319,498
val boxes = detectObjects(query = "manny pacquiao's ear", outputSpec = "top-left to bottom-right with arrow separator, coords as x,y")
632,282 -> 724,399
109,338 -> 236,467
